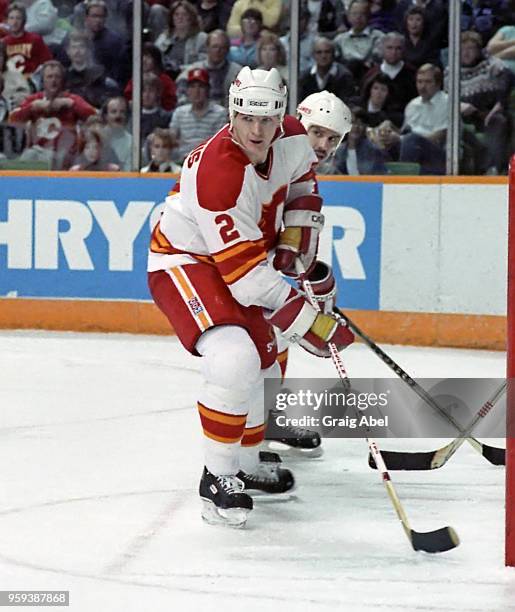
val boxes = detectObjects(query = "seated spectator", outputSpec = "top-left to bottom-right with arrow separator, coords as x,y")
394,0 -> 447,51
368,0 -> 397,33
70,0 -> 129,87
197,0 -> 235,34
334,0 -> 384,81
226,0 -> 281,38
280,6 -> 317,75
124,43 -> 177,111
101,94 -> 131,170
169,67 -> 227,163
359,72 -> 401,127
453,30 -> 512,175
64,29 -> 119,109
333,106 -> 388,174
255,31 -> 288,84
0,71 -> 26,158
9,59 -> 97,168
367,118 -> 401,161
402,5 -> 441,69
397,63 -> 448,174
361,32 -> 418,121
155,1 -> 207,79
486,23 -> 515,77
69,125 -> 120,170
141,72 -> 173,141
461,0 -> 513,47
229,8 -> 262,69
175,29 -> 241,106
303,0 -> 346,39
141,127 -> 181,172
72,0 -> 133,43
299,37 -> 356,103
3,4 -> 53,78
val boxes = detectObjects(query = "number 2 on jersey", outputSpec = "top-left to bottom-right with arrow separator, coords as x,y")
215,214 -> 240,244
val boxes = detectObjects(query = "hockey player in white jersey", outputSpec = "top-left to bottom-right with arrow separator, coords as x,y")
147,68 -> 354,527
266,91 -> 353,457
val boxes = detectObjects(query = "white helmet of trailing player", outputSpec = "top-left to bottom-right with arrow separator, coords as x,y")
229,66 -> 287,122
297,91 -> 352,146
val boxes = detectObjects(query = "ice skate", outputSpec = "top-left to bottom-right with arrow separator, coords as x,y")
265,409 -> 323,458
237,450 -> 295,498
199,467 -> 253,528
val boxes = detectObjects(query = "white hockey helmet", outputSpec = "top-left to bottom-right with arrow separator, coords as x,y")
229,66 -> 287,122
297,91 -> 352,144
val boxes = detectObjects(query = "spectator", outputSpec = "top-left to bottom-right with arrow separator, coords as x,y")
255,31 -> 288,84
155,1 -> 207,78
3,4 -> 53,78
368,0 -> 397,33
361,32 -> 417,120
141,127 -> 181,172
102,95 -> 132,170
394,0 -> 447,51
303,0 -> 346,38
299,37 -> 356,103
461,0 -> 513,47
368,117 -> 401,161
0,70 -> 26,158
69,126 -> 120,170
333,0 -> 385,81
9,59 -> 96,168
72,0 -> 133,42
64,29 -> 119,109
124,42 -> 177,111
280,6 -> 317,75
454,30 -> 512,175
141,72 -> 173,142
175,29 -> 241,106
226,0 -> 281,38
76,0 -> 129,86
402,5 -> 441,69
169,67 -> 227,163
334,106 -> 388,174
359,72 -> 401,127
398,63 -> 447,174
229,8 -> 262,69
197,0 -> 235,34
486,22 -> 515,77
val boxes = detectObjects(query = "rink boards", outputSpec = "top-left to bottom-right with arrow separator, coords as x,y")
0,172 -> 507,349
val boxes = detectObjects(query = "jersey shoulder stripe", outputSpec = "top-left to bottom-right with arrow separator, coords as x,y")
281,115 -> 308,138
196,126 -> 249,213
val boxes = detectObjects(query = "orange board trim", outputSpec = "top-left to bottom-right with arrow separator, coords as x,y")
0,298 -> 506,351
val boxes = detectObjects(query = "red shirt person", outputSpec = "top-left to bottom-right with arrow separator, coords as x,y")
3,3 -> 52,76
9,60 -> 96,168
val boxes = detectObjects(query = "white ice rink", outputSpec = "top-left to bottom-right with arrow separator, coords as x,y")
0,330 -> 513,612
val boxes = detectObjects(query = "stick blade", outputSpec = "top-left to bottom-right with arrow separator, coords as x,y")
368,450 -> 436,471
482,444 -> 505,466
410,526 -> 460,553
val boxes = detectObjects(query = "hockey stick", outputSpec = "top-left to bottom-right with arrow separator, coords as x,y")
334,308 -> 506,468
368,381 -> 506,471
298,262 -> 459,553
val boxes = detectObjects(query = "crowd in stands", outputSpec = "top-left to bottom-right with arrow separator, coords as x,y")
0,0 -> 514,175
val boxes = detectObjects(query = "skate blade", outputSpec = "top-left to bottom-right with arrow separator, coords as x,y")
200,499 -> 250,528
264,440 -> 324,458
249,491 -> 295,502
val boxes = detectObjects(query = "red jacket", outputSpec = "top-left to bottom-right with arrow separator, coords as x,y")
124,72 -> 177,111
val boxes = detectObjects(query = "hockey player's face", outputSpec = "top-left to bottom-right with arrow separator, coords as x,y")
307,125 -> 341,162
232,113 -> 280,163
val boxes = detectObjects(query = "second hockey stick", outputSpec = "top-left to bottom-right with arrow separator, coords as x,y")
334,308 -> 506,468
298,262 -> 459,553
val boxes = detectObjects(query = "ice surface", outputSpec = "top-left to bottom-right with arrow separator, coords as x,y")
0,331 -> 512,611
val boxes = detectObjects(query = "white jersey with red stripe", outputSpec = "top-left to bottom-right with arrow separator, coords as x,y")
148,115 -> 318,311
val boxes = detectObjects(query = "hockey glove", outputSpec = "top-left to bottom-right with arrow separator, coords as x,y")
298,260 -> 336,314
273,195 -> 324,278
267,289 -> 354,358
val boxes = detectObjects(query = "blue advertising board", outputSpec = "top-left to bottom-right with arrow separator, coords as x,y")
0,176 -> 382,309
